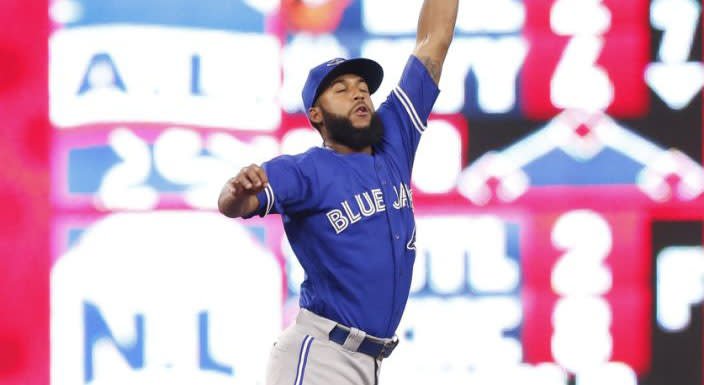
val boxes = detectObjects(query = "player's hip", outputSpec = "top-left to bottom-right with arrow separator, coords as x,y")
265,308 -> 390,385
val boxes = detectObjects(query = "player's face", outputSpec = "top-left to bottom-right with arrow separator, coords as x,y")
318,74 -> 375,129
320,106 -> 384,151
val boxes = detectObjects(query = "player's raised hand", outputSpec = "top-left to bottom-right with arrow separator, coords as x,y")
218,164 -> 268,218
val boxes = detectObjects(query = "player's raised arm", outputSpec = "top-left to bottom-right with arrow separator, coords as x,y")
413,0 -> 459,84
218,164 -> 268,218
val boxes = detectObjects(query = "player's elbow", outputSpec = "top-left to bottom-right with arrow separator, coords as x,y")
217,194 -> 238,218
417,28 -> 453,50
435,30 -> 454,50
219,206 -> 241,219
415,34 -> 452,61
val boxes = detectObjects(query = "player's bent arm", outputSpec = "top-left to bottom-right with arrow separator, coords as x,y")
217,164 -> 269,218
217,180 -> 260,218
413,0 -> 459,84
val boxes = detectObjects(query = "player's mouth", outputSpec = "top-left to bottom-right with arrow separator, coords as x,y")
353,104 -> 370,117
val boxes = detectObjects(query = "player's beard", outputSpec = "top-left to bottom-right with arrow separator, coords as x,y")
322,108 -> 384,151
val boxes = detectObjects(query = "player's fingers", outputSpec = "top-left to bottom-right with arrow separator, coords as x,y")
253,165 -> 268,185
230,178 -> 244,194
236,170 -> 255,190
232,175 -> 245,193
244,166 -> 263,188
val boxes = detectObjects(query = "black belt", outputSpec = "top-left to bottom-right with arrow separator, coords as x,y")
329,325 -> 399,359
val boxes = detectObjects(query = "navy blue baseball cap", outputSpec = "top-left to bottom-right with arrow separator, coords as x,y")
302,57 -> 384,116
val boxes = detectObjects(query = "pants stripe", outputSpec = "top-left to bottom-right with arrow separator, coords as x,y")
293,335 -> 314,385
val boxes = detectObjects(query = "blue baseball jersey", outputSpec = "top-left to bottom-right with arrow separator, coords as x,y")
249,56 -> 439,338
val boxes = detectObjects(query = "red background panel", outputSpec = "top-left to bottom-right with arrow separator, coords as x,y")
521,32 -> 650,120
523,0 -> 650,32
521,0 -> 650,119
522,210 -> 651,374
0,1 -> 49,385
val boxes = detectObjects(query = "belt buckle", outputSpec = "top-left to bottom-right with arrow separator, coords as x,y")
377,335 -> 399,359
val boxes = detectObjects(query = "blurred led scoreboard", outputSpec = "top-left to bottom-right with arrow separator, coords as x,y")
49,0 -> 704,385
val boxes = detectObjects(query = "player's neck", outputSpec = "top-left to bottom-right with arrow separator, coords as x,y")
326,141 -> 373,155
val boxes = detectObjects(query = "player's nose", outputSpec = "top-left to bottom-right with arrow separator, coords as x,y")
352,90 -> 367,103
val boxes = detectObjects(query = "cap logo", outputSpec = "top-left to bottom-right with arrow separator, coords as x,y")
327,58 -> 345,66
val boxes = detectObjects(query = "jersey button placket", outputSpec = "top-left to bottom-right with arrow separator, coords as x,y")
375,159 -> 401,336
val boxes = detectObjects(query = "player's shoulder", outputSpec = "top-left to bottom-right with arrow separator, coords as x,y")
266,146 -> 327,172
271,146 -> 321,160
292,146 -> 329,165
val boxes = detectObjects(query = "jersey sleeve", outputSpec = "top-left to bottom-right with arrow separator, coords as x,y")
244,154 -> 314,218
381,55 -> 441,162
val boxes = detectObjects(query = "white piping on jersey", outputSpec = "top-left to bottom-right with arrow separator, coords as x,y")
392,86 -> 426,135
264,184 -> 274,216
406,226 -> 416,251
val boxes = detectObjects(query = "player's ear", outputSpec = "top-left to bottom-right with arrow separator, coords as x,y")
309,106 -> 323,127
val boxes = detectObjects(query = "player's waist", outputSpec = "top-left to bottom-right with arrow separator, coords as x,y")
295,308 -> 399,360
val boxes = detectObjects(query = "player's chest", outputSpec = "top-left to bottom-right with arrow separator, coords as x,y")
317,176 -> 414,235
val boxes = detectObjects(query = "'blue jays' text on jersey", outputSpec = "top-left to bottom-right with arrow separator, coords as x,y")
248,56 -> 439,338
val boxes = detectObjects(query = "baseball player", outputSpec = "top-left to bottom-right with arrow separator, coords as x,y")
218,1 -> 458,383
